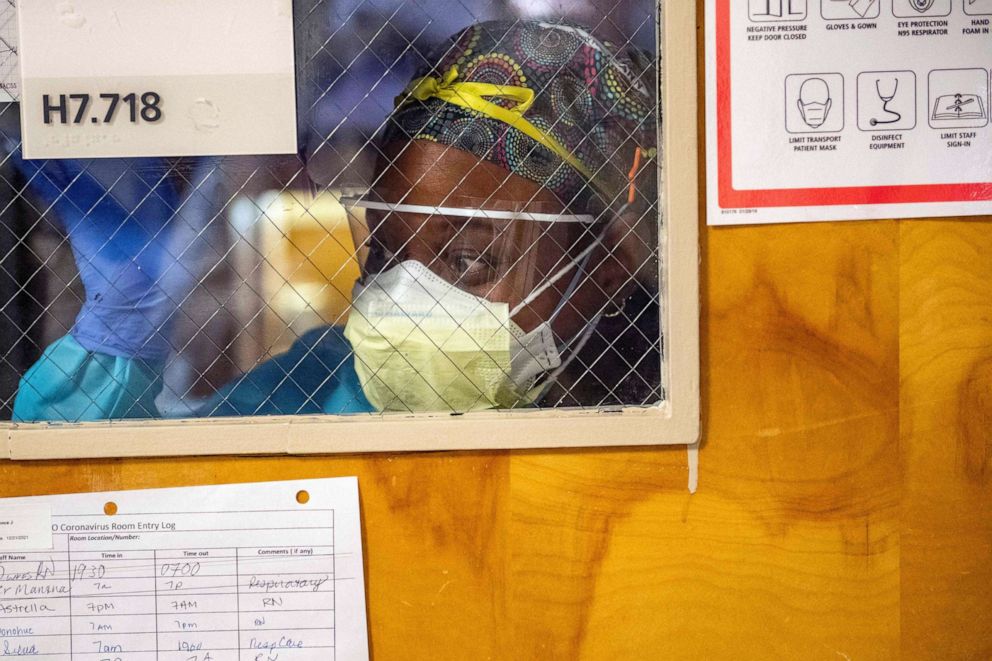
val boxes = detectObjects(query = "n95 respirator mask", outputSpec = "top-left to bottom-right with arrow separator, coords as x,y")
344,261 -> 562,412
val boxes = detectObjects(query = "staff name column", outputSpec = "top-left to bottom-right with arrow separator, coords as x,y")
0,534 -> 71,658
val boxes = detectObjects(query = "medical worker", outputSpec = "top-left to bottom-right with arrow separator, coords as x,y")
13,20 -> 660,421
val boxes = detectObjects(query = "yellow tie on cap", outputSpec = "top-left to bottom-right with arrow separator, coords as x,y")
396,65 -> 596,184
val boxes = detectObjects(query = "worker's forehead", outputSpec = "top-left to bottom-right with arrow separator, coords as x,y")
374,140 -> 566,209
370,208 -> 579,249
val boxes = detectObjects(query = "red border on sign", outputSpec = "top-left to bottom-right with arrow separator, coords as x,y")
716,0 -> 992,209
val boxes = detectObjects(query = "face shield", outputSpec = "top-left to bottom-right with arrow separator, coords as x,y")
342,193 -> 599,323
339,192 -> 605,412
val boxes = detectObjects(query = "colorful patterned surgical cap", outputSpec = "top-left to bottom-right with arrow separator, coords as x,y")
380,20 -> 658,215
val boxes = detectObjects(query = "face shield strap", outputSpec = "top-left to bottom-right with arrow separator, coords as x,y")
507,145 -> 650,323
507,221 -> 613,403
512,195 -> 637,403
542,309 -> 604,393
509,234 -> 601,319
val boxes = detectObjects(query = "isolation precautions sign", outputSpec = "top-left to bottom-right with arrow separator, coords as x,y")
705,0 -> 992,224
18,0 -> 298,159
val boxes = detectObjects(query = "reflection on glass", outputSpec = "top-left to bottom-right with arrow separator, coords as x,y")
3,1 -> 663,422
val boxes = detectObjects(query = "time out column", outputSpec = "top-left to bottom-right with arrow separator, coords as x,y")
156,548 -> 240,661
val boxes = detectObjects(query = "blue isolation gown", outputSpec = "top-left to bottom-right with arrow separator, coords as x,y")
5,148 -> 374,422
13,326 -> 374,422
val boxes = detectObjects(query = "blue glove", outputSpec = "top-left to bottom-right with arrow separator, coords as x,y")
12,150 -> 223,363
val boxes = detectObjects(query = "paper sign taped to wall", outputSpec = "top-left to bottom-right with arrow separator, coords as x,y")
0,478 -> 369,660
705,0 -> 992,224
18,0 -> 298,159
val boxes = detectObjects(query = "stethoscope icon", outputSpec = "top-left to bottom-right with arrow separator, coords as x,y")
870,78 -> 902,126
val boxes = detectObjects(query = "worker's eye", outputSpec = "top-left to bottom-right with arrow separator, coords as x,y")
448,250 -> 496,286
365,237 -> 396,274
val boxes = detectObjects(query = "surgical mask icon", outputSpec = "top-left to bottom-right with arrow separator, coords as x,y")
797,78 -> 833,128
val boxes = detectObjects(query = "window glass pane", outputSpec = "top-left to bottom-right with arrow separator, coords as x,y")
1,0 -> 663,422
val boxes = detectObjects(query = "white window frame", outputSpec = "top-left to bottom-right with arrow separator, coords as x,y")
1,1 -> 699,460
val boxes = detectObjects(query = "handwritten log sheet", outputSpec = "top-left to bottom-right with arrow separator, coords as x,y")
0,478 -> 369,660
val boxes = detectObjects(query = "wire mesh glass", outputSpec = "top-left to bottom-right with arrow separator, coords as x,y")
0,0 -> 664,422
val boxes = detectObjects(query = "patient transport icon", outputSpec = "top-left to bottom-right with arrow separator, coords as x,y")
786,73 -> 845,133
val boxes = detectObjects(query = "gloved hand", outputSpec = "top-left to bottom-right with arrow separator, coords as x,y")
12,151 -> 224,363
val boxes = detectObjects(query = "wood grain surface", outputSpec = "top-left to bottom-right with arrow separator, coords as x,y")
1,9 -> 989,661
900,222 -> 992,661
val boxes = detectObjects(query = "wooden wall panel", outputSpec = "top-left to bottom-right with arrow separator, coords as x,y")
566,222 -> 901,661
901,221 -> 992,661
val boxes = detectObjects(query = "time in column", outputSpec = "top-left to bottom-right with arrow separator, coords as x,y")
70,549 -> 158,660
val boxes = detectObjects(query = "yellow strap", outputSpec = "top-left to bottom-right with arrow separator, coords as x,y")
397,66 -> 596,183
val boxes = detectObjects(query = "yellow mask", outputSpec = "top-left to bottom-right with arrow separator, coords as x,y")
344,261 -> 551,412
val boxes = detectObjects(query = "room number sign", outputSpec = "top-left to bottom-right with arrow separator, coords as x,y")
18,0 -> 299,159
42,92 -> 164,126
